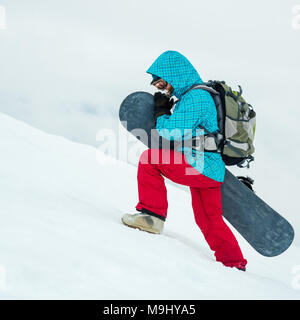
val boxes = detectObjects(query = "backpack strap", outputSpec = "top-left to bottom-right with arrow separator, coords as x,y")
182,83 -> 219,97
182,83 -> 224,153
188,84 -> 220,96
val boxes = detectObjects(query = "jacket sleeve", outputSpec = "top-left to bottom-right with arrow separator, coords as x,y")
155,93 -> 205,141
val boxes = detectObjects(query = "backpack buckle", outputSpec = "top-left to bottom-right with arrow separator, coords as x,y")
237,155 -> 255,168
191,135 -> 204,151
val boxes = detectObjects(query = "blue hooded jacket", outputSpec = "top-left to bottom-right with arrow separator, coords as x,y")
147,51 -> 225,182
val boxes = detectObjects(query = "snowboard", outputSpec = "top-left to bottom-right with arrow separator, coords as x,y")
119,91 -> 295,257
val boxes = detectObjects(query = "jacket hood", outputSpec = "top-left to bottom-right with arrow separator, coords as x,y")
147,51 -> 203,98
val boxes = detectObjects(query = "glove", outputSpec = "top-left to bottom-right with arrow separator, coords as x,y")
153,92 -> 175,122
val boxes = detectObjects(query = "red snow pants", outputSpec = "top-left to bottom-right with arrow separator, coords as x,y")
136,149 -> 247,269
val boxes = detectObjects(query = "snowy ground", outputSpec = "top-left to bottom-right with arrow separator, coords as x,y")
0,112 -> 300,299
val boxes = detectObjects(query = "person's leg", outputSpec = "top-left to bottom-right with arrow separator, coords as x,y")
135,148 -> 220,219
135,148 -> 247,269
190,186 -> 247,269
135,149 -> 169,220
131,148 -> 192,233
189,187 -> 209,238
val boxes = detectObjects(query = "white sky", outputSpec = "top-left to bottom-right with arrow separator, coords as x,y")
0,0 -> 299,144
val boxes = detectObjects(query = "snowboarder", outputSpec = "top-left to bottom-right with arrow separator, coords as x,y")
122,51 -> 247,271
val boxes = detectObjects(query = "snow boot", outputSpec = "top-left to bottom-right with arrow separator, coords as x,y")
236,267 -> 246,271
121,212 -> 164,234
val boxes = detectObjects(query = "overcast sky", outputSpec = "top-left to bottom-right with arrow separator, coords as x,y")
0,0 -> 299,146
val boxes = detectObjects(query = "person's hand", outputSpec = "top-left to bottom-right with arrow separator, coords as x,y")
153,92 -> 175,123
154,92 -> 174,110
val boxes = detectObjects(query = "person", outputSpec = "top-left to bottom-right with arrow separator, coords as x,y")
122,51 -> 247,271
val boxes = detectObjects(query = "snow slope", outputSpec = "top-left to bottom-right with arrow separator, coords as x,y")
0,112 -> 300,299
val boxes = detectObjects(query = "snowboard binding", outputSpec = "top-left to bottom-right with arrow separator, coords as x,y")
237,176 -> 254,192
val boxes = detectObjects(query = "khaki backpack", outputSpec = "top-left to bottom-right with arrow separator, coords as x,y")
186,80 -> 256,168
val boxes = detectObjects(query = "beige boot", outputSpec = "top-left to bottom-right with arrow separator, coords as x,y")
121,212 -> 164,234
